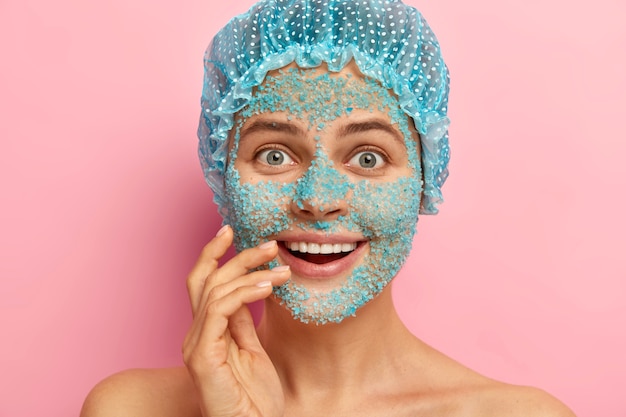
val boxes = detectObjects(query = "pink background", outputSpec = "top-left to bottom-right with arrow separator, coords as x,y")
1,0 -> 624,415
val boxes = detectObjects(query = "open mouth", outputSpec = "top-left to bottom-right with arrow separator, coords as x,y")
280,241 -> 359,264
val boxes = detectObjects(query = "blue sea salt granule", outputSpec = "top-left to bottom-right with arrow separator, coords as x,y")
223,68 -> 422,324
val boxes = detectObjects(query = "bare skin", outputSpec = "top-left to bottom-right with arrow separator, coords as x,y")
80,230 -> 574,417
81,64 -> 576,417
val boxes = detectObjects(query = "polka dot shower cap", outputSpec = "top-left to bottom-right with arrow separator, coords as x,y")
198,0 -> 450,215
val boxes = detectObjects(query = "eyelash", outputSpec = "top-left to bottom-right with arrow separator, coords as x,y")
345,146 -> 390,171
253,144 -> 390,173
254,145 -> 296,167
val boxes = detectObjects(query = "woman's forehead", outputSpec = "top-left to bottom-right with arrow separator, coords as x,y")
237,109 -> 406,144
243,65 -> 403,126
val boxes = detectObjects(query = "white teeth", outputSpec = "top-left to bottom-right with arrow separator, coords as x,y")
320,243 -> 333,254
308,243 -> 321,254
341,243 -> 354,252
287,241 -> 357,254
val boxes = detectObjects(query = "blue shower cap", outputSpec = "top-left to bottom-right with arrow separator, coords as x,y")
198,0 -> 450,214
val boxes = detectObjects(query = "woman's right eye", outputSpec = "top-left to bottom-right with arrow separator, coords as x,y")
256,149 -> 294,166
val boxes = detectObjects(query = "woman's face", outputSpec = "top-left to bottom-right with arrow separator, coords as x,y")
223,63 -> 422,324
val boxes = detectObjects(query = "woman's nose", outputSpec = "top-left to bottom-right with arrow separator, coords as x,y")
291,156 -> 352,221
290,194 -> 349,221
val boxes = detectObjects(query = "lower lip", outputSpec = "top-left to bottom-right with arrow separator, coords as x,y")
277,241 -> 367,279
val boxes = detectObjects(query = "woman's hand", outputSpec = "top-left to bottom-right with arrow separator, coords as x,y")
183,225 -> 290,417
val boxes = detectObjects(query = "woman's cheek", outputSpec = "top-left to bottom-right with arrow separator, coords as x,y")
224,164 -> 296,251
350,176 -> 421,241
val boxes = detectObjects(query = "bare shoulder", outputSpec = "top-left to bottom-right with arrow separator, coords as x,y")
80,367 -> 200,417
393,340 -> 575,417
472,383 -> 576,417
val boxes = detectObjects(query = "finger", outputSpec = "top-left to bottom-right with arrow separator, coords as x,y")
218,240 -> 280,284
197,240 -> 280,310
205,265 -> 290,306
187,225 -> 233,315
185,266 -> 290,364
196,282 -> 277,355
228,304 -> 263,353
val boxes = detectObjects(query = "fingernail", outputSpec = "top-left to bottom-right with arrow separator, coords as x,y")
256,280 -> 272,288
271,265 -> 290,272
216,225 -> 230,237
259,240 -> 276,250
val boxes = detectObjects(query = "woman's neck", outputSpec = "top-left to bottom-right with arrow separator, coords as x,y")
256,285 -> 417,402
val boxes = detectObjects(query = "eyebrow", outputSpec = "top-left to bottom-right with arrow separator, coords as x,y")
239,119 -> 306,141
337,119 -> 404,144
238,117 -> 405,144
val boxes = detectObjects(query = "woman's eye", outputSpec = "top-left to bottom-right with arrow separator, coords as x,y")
256,149 -> 294,166
348,151 -> 386,169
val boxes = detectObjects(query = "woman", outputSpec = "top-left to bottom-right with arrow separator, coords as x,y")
81,0 -> 575,415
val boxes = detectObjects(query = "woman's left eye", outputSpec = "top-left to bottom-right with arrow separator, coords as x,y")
347,151 -> 386,169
